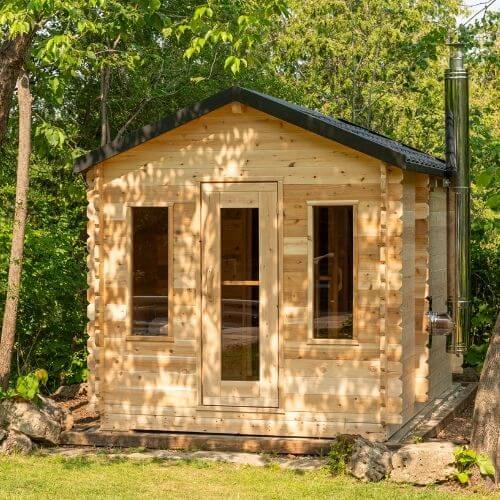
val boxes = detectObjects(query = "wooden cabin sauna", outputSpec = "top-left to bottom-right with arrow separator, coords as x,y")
74,87 -> 457,441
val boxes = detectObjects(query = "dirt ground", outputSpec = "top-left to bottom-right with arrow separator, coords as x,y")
54,387 -> 99,430
437,398 -> 474,443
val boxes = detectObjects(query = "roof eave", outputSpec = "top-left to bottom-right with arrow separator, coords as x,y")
73,87 -> 237,174
73,86 -> 446,177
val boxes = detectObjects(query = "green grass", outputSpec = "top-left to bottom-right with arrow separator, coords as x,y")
0,454 -> 489,499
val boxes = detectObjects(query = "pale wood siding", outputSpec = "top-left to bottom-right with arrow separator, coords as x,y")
414,174 -> 430,403
85,102 -> 450,440
85,166 -> 102,410
401,171 -> 416,422
378,165 -> 405,426
427,183 -> 452,398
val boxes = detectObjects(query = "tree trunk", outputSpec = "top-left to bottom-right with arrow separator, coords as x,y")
0,70 -> 32,390
100,65 -> 111,146
0,33 -> 34,145
471,313 -> 500,480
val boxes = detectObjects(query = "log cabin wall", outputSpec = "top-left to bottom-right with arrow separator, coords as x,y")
427,181 -> 453,398
414,173 -> 430,405
401,171 -> 416,422
84,102 -> 447,440
85,166 -> 103,411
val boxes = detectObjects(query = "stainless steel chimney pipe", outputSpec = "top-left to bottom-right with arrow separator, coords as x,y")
445,42 -> 470,353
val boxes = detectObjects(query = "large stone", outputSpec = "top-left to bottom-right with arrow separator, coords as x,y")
0,398 -> 62,444
0,430 -> 33,455
39,395 -> 73,431
348,436 -> 392,482
0,428 -> 7,442
332,435 -> 392,482
390,442 -> 456,485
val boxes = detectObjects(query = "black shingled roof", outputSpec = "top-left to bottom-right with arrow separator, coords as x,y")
73,86 -> 446,176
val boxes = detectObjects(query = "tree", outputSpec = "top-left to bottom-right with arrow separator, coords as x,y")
471,313 -> 499,479
0,32 -> 34,145
260,0 -> 462,154
0,70 -> 32,390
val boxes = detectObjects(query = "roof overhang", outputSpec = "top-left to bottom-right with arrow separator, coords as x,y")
73,86 -> 446,176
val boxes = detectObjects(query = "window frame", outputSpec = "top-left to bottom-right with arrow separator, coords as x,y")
307,200 -> 359,345
126,202 -> 174,342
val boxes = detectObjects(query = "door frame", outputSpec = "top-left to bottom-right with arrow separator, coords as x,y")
198,179 -> 284,409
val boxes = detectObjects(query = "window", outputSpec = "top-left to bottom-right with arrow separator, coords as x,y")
220,208 -> 260,381
309,204 -> 355,340
131,207 -> 170,336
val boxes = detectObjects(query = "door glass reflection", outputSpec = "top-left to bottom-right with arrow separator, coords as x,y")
220,208 -> 260,381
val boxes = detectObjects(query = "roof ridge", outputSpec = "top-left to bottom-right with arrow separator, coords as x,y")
73,86 -> 446,176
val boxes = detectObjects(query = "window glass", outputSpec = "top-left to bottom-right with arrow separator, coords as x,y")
220,208 -> 260,380
132,207 -> 169,336
313,205 -> 353,339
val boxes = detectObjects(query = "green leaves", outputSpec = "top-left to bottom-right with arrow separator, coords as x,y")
15,373 -> 40,400
453,446 -> 496,485
193,6 -> 213,20
177,0 -> 288,75
162,26 -> 173,37
224,55 -> 247,74
477,455 -> 495,477
486,192 -> 500,212
455,471 -> 471,484
36,122 -> 67,149
454,446 -> 478,467
0,370 -> 50,401
184,37 -> 207,59
464,342 -> 489,371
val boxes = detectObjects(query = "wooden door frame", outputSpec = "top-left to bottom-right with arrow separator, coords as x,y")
197,178 -> 284,410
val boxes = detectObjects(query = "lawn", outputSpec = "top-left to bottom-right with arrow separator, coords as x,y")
0,454 -> 492,500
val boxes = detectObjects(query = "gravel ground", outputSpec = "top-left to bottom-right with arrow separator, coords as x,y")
437,399 -> 474,443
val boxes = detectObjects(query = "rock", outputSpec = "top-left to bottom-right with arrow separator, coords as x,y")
0,428 -> 7,442
39,395 -> 73,431
331,435 -> 392,482
0,430 -> 33,454
390,442 -> 456,485
348,436 -> 392,482
0,398 -> 61,445
52,383 -> 87,400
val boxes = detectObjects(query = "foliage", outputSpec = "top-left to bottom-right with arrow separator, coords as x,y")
0,144 -> 88,391
264,0 -> 461,153
460,12 -> 500,347
327,436 -> 354,475
464,343 -> 489,372
177,0 -> 288,75
453,446 -> 495,485
0,369 -> 47,401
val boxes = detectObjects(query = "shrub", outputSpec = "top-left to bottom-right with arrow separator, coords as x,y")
0,369 -> 48,401
327,436 -> 354,475
454,446 -> 495,485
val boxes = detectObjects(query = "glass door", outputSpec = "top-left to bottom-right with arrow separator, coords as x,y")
201,183 -> 279,407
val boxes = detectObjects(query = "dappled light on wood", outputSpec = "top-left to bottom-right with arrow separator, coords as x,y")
84,103 -> 453,440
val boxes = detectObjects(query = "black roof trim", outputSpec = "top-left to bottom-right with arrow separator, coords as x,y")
74,86 -> 446,176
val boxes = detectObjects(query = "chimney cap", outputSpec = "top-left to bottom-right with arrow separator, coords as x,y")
445,39 -> 467,74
